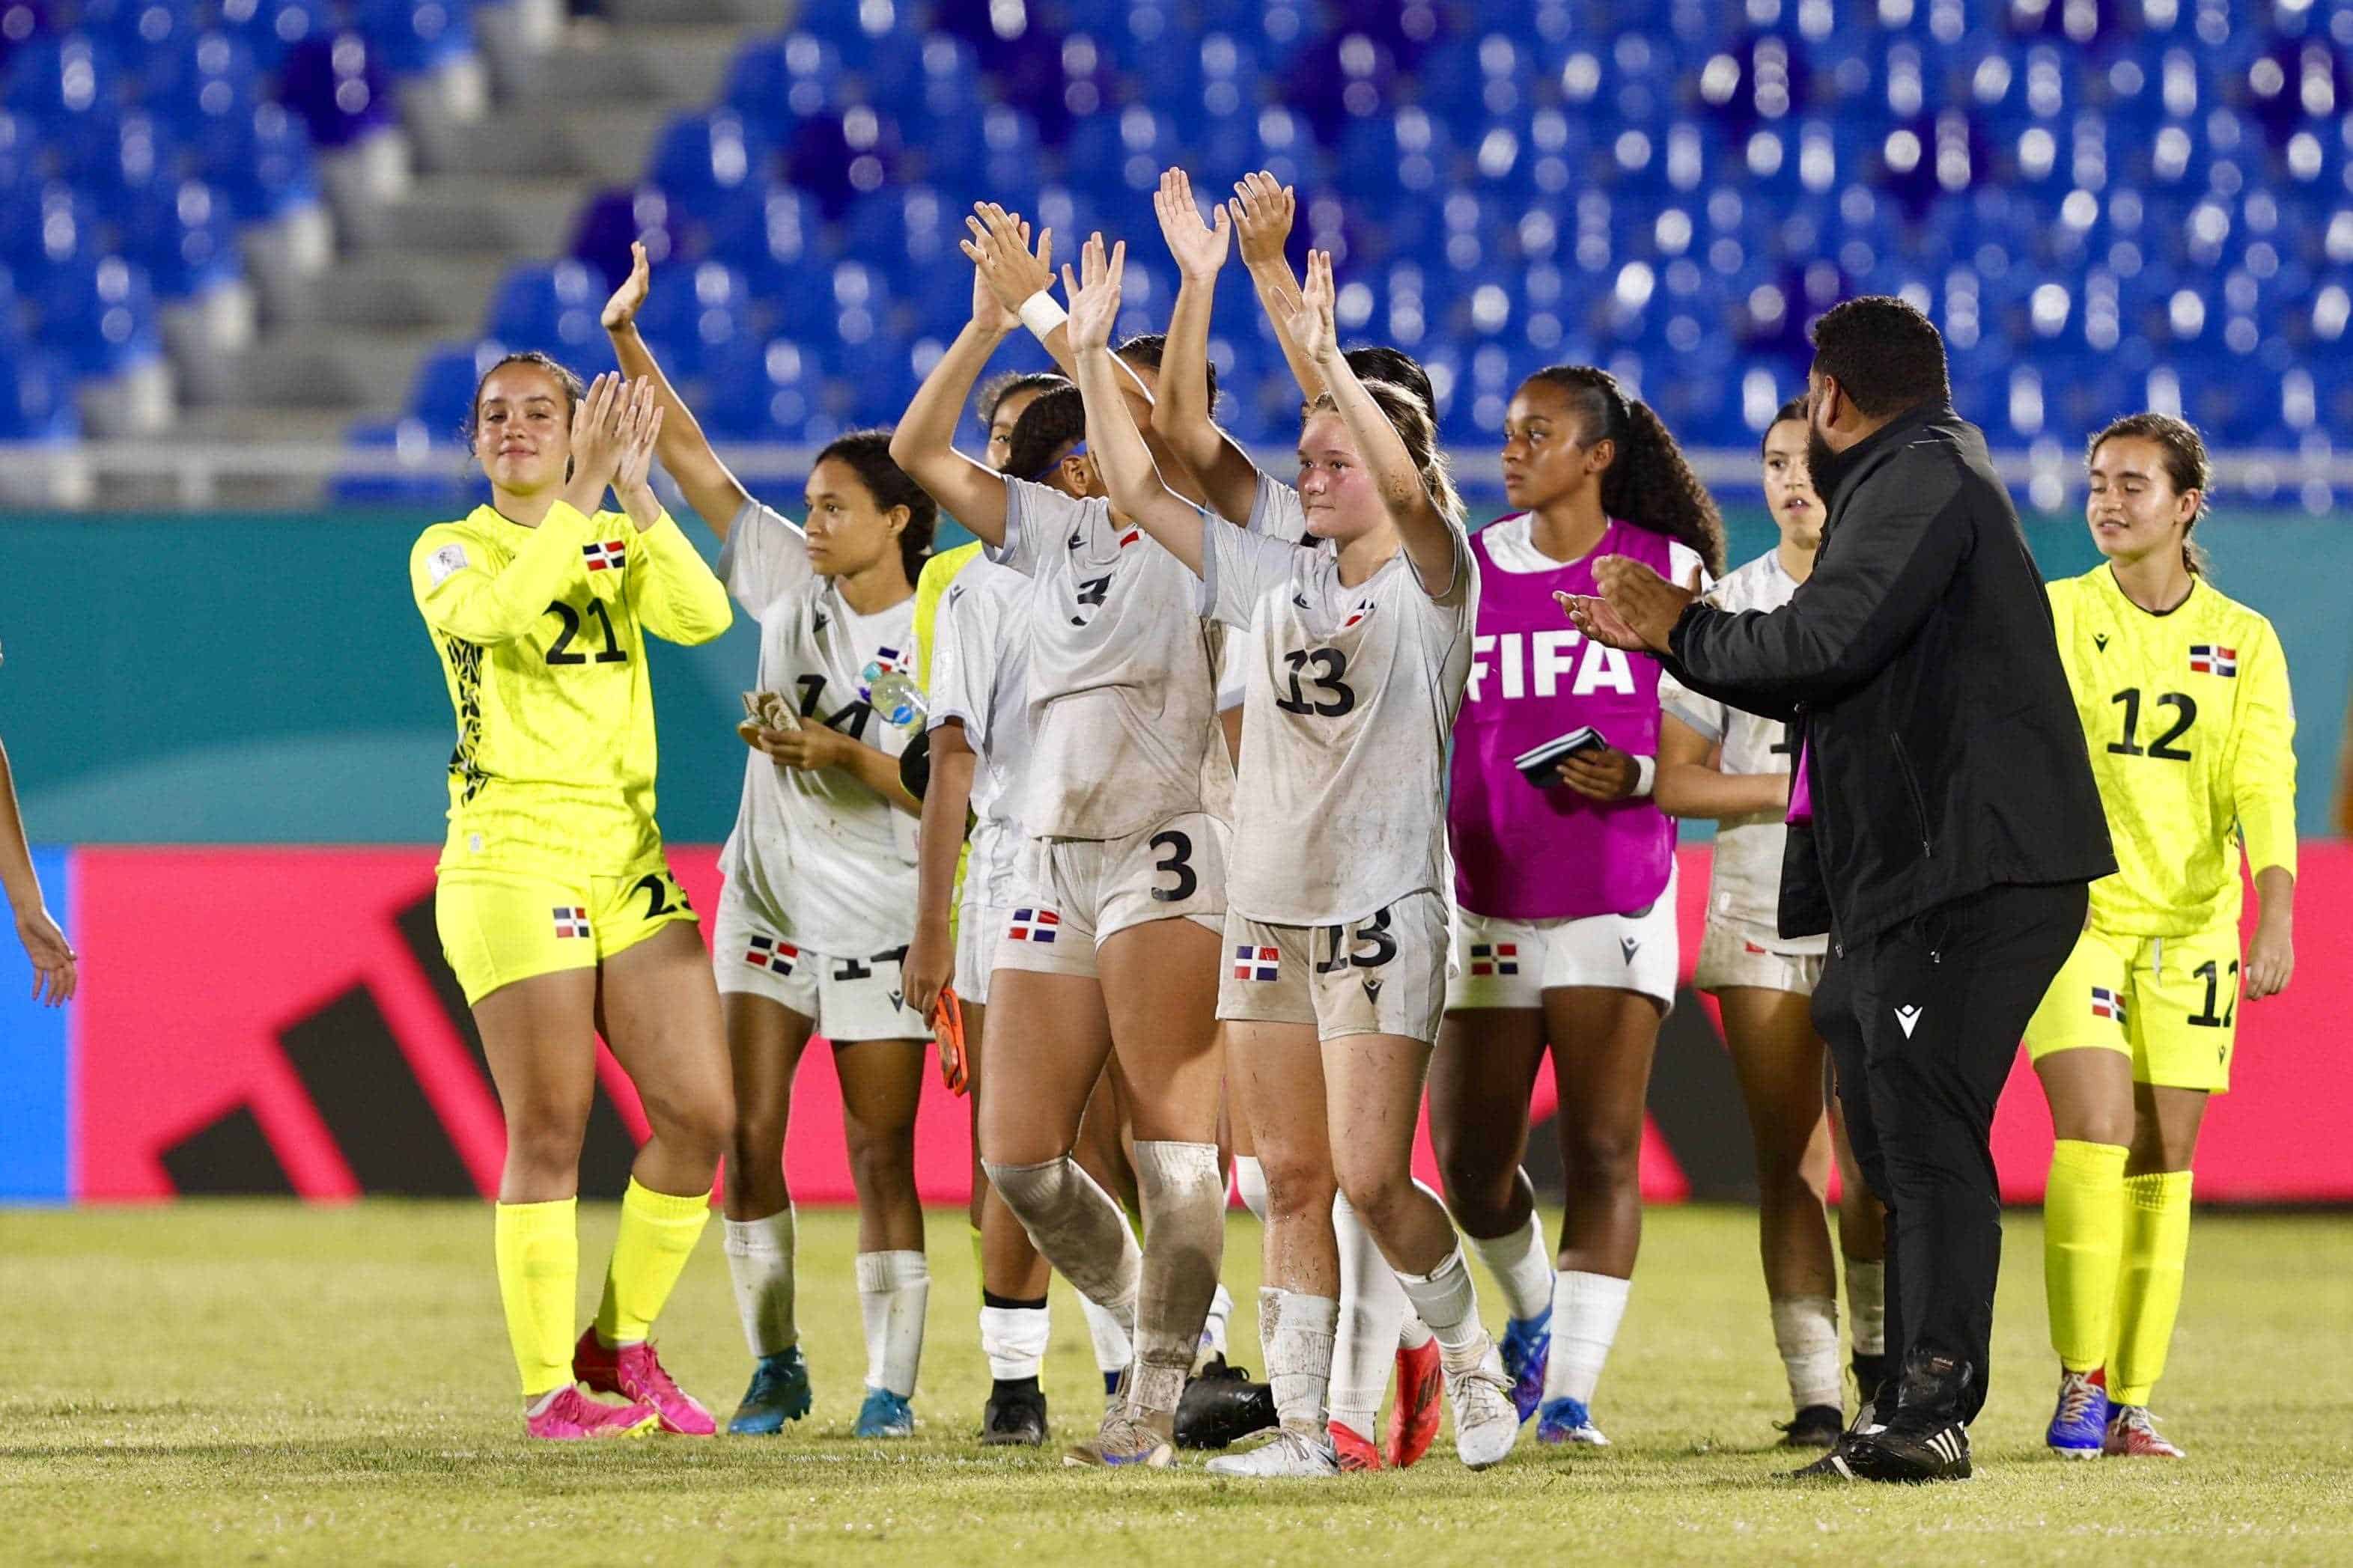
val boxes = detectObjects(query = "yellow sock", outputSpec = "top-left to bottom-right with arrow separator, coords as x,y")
594,1179 -> 713,1346
495,1198 -> 578,1398
2111,1170 -> 2194,1406
2043,1139 -> 2129,1373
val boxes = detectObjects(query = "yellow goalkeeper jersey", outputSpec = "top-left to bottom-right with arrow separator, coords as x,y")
410,499 -> 732,876
2048,565 -> 2296,936
913,540 -> 985,691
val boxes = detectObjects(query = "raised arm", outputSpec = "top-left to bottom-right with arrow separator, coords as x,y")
888,245 -> 1018,545
602,242 -> 754,538
1066,235 -> 1208,576
1151,168 -> 1261,521
1229,171 -> 1320,400
610,380 -> 731,646
1296,251 -> 1458,593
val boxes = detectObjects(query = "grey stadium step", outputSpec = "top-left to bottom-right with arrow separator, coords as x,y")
371,174 -> 591,256
526,23 -> 749,104
436,103 -> 671,184
199,326 -> 445,414
291,253 -> 517,332
600,0 -> 794,31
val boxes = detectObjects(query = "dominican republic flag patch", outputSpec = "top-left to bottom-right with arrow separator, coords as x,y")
2189,644 -> 2237,677
1468,942 -> 1519,977
744,934 -> 800,974
1232,945 -> 1280,981
2090,986 -> 2126,1023
582,539 -> 627,572
552,906 -> 591,939
1008,907 -> 1060,944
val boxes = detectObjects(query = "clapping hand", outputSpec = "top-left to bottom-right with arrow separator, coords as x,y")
1062,232 -> 1125,356
1557,558 -> 1703,654
1227,171 -> 1297,274
600,241 -> 651,332
962,204 -> 1053,326
1290,248 -> 1339,367
1154,168 -> 1232,281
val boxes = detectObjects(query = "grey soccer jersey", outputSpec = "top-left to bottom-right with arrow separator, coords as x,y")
1202,516 -> 1477,926
1247,470 -> 1311,544
717,500 -> 919,956
987,478 -> 1228,841
926,555 -> 1032,899
1657,548 -> 1824,954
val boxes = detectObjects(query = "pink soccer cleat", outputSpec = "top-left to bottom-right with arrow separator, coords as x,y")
1330,1419 -> 1383,1472
525,1385 -> 659,1442
1384,1337 -> 1444,1468
573,1328 -> 717,1436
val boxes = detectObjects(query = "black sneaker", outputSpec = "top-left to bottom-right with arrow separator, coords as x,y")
1777,1403 -> 1845,1449
1173,1354 -> 1276,1450
1852,1350 -> 1890,1409
1851,1418 -> 1972,1482
979,1378 -> 1049,1447
1778,1404 -> 1885,1480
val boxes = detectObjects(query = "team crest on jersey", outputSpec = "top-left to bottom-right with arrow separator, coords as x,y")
552,906 -> 591,939
2090,985 -> 2126,1024
744,934 -> 800,974
582,540 -> 627,572
1008,907 -> 1061,944
1342,598 -> 1376,629
1468,942 -> 1518,976
2189,644 -> 2237,677
1232,945 -> 1280,981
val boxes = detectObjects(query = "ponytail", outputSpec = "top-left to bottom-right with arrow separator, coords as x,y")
1522,365 -> 1724,575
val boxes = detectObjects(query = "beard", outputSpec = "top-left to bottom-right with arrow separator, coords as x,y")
1805,424 -> 1849,508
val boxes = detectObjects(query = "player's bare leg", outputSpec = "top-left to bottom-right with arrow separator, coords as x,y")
718,991 -> 818,1433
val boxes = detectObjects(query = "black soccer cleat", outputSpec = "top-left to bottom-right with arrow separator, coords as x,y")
1777,1403 -> 1846,1449
1173,1354 -> 1277,1450
1852,1350 -> 1890,1409
1778,1403 -> 1885,1480
1850,1417 -> 1973,1483
979,1378 -> 1049,1447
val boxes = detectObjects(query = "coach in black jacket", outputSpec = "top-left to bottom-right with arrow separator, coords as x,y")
1568,297 -> 2113,1482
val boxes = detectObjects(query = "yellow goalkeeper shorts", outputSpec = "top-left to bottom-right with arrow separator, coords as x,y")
436,854 -> 699,1007
2023,919 -> 2241,1093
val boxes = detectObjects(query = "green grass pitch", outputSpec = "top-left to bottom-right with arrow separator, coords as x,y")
6,1202 -> 2350,1566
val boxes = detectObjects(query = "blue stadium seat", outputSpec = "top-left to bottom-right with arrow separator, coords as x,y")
277,29 -> 395,149
706,181 -> 824,299
484,260 -> 617,374
0,341 -> 78,439
0,3 -> 57,79
405,338 -> 497,434
330,414 -> 477,507
774,257 -> 891,344
722,31 -> 846,138
144,29 -> 264,138
32,253 -> 161,377
0,181 -> 98,268
645,109 -> 774,209
913,100 -> 1039,199
209,0 -> 329,73
633,258 -> 751,385
1062,103 -> 1183,200
351,0 -> 475,79
699,333 -> 827,442
117,178 -> 244,300
567,185 -> 678,296
191,100 -> 320,224
81,0 -> 199,76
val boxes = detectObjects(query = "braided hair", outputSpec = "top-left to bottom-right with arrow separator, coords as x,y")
1521,365 -> 1725,576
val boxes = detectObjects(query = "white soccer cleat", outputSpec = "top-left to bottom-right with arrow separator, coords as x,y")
1204,1427 -> 1339,1478
1443,1343 -> 1521,1471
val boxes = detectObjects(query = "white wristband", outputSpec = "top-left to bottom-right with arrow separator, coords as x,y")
1632,754 -> 1658,799
1017,290 -> 1068,342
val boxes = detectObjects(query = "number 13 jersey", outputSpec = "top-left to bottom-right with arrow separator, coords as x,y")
719,501 -> 920,957
1203,504 -> 1478,927
2047,565 -> 2296,936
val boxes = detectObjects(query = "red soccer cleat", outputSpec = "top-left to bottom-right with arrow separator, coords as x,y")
1330,1419 -> 1383,1472
573,1328 -> 716,1436
1384,1337 -> 1444,1468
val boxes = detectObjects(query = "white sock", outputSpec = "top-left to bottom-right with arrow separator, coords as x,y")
1465,1206 -> 1554,1325
722,1209 -> 797,1358
1544,1270 -> 1631,1406
1771,1293 -> 1844,1412
853,1249 -> 930,1398
1202,1281 -> 1234,1361
1845,1259 -> 1886,1357
1395,1243 -> 1491,1367
1332,1191 -> 1412,1436
1233,1154 -> 1269,1224
1079,1292 -> 1133,1379
1261,1287 -> 1338,1438
978,1302 -> 1052,1382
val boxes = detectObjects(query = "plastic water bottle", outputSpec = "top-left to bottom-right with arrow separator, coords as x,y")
863,664 -> 925,729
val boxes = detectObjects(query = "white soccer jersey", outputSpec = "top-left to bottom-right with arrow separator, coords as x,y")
988,478 -> 1229,841
1203,515 -> 1478,926
717,500 -> 920,956
1248,469 -> 1311,544
1657,548 -> 1823,954
927,554 -> 1033,903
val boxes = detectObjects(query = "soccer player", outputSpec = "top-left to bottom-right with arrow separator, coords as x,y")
2025,413 -> 2296,1460
1070,235 -> 1519,1477
1145,166 -> 1443,1473
410,358 -> 734,1441
1433,363 -> 1723,1448
891,219 -> 1236,1471
1655,400 -> 1888,1447
0,718 -> 74,1007
603,247 -> 938,1441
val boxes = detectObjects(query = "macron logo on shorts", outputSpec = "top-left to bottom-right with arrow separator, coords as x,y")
1008,908 -> 1060,944
552,906 -> 590,939
2090,986 -> 2127,1024
744,934 -> 800,974
1468,942 -> 1518,977
1232,945 -> 1279,981
582,540 -> 627,572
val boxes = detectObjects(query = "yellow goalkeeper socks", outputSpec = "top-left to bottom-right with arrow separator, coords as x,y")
594,1179 -> 713,1346
2044,1138 -> 2130,1373
494,1198 -> 578,1399
2112,1170 -> 2194,1406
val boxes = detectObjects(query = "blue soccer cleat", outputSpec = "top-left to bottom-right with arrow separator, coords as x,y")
854,1386 -> 915,1439
2045,1367 -> 2108,1459
1535,1395 -> 1610,1446
728,1347 -> 812,1436
1499,1311 -> 1551,1424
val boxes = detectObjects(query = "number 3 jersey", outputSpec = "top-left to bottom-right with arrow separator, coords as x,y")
718,500 -> 920,957
2047,565 -> 2295,936
409,499 -> 733,876
1203,502 -> 1478,927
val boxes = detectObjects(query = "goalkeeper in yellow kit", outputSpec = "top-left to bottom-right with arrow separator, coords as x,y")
410,356 -> 736,1440
2025,414 -> 2297,1461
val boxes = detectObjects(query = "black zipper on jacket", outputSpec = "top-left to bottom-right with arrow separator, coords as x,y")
1889,733 -> 1934,859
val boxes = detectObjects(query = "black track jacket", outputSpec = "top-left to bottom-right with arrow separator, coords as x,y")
1659,401 -> 2114,946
